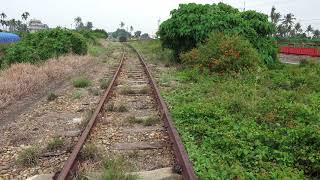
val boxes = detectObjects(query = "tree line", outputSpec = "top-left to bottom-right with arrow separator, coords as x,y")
111,21 -> 150,41
271,6 -> 320,39
0,12 -> 30,32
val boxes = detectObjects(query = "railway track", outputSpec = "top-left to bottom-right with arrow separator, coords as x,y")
55,44 -> 197,180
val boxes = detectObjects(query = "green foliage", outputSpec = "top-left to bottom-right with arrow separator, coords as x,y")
47,138 -> 64,151
93,29 -> 108,38
101,156 -> 137,180
161,64 -> 320,179
129,40 -> 173,65
158,3 -> 277,66
88,43 -> 105,57
73,91 -> 82,99
16,146 -> 40,167
181,33 -> 261,72
80,143 -> 99,160
112,28 -> 131,40
3,28 -> 87,66
72,77 -> 91,88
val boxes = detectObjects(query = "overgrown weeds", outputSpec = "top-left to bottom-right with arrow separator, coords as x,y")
100,155 -> 137,180
47,138 -> 64,151
126,116 -> 159,126
73,76 -> 91,88
47,92 -> 58,101
100,78 -> 110,89
80,143 -> 99,161
73,91 -> 82,99
16,146 -> 40,167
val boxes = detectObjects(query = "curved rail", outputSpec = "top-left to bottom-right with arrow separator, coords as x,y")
127,44 -> 198,180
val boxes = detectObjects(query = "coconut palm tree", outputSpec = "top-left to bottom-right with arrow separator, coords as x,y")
0,12 -> 7,31
74,17 -> 82,29
21,12 -> 30,23
120,21 -> 125,28
282,13 -> 296,37
130,25 -> 133,36
270,6 -> 281,25
306,25 -> 313,37
294,23 -> 302,35
8,19 -> 17,32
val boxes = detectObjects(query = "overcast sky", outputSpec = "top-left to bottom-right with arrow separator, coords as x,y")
1,0 -> 319,35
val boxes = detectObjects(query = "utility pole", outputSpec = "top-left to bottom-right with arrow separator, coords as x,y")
243,0 -> 246,11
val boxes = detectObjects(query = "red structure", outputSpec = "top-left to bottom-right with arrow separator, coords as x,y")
280,46 -> 320,57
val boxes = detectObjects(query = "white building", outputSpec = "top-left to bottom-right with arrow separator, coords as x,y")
28,19 -> 48,32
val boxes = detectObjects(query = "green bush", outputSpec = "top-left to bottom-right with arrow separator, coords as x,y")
158,3 -> 278,66
72,77 -> 91,88
3,28 -> 87,66
180,33 -> 261,72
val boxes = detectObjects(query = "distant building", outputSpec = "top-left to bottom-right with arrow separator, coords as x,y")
28,19 -> 49,32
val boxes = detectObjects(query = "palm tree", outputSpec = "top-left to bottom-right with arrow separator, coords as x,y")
8,19 -> 17,32
313,30 -> 320,39
21,12 -> 30,23
277,24 -> 286,37
130,25 -> 133,35
294,23 -> 302,35
0,12 -> 6,31
74,17 -> 82,29
120,21 -> 125,28
270,6 -> 281,25
306,25 -> 314,37
283,14 -> 296,37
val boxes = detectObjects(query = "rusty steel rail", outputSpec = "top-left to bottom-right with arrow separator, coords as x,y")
127,44 -> 198,180
56,44 -> 197,180
55,47 -> 125,180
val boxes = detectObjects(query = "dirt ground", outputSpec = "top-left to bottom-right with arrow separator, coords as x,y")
279,53 -> 320,64
0,41 -> 123,179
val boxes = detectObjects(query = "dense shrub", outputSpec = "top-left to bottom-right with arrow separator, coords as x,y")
180,33 -> 261,72
93,29 -> 108,39
3,28 -> 87,65
158,3 -> 278,66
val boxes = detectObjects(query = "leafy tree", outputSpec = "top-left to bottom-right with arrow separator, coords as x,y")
158,3 -> 277,66
93,29 -> 108,38
86,21 -> 93,29
306,25 -> 313,37
134,30 -> 141,38
140,33 -> 150,39
112,28 -> 131,39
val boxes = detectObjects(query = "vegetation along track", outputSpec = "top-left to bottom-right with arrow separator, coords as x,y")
55,44 -> 197,180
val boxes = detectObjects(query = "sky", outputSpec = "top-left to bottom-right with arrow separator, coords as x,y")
1,0 -> 320,35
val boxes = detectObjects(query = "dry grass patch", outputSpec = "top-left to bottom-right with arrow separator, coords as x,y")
0,55 -> 92,108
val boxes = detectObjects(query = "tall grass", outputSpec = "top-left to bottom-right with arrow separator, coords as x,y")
0,55 -> 92,108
